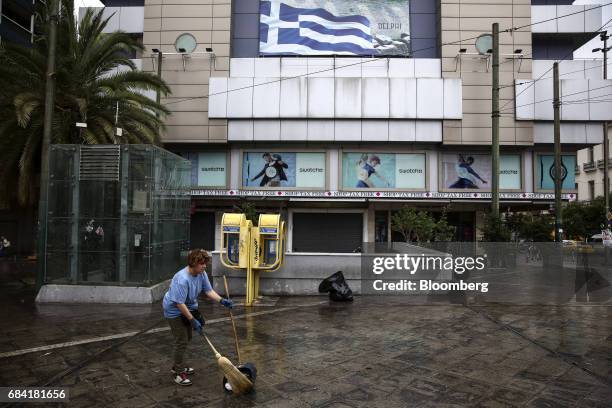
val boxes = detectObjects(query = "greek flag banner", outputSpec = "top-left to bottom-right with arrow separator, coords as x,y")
259,0 -> 376,56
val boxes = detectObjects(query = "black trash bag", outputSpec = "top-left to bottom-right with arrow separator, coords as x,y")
318,271 -> 354,301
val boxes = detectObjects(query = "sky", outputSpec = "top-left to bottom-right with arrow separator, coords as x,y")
74,0 -> 103,10
73,1 -> 103,20
572,1 -> 612,59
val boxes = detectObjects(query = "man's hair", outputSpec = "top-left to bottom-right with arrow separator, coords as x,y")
187,249 -> 211,267
467,156 -> 474,164
262,152 -> 271,158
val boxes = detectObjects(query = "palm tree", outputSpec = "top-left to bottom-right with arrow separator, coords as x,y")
0,1 -> 170,207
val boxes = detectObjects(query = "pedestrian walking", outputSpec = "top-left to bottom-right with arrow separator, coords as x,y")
0,236 -> 10,257
162,249 -> 234,386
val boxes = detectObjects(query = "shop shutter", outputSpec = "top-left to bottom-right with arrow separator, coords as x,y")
190,212 -> 215,251
292,213 -> 363,253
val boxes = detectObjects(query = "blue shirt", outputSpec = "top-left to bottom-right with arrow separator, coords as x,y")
162,267 -> 213,318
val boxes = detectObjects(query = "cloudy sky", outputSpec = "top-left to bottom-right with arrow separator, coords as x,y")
74,0 -> 103,9
572,1 -> 612,59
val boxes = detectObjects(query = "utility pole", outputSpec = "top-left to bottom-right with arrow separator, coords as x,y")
491,23 -> 500,218
153,49 -> 163,134
593,32 -> 610,229
553,62 -> 562,242
155,50 -> 163,108
36,0 -> 60,288
593,31 -> 611,258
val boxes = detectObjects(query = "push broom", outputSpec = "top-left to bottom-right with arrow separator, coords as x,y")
201,332 -> 253,394
223,275 -> 242,364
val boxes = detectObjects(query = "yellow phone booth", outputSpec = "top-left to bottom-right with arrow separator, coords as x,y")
220,213 -> 285,306
220,213 -> 251,268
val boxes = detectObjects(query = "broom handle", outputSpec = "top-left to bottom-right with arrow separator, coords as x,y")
223,275 -> 242,363
202,333 -> 222,359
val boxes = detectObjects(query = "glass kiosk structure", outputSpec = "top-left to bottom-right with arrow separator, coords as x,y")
40,144 -> 191,288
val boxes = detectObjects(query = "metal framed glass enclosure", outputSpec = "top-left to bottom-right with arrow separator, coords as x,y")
41,145 -> 191,286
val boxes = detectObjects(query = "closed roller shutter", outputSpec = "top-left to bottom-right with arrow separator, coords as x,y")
292,213 -> 363,253
190,212 -> 215,251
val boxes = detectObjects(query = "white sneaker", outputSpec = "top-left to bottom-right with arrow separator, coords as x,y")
171,367 -> 195,375
173,372 -> 192,386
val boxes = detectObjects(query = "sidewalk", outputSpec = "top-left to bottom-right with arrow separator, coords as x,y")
0,283 -> 610,407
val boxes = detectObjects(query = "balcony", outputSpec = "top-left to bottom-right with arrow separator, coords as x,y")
596,159 -> 612,169
583,162 -> 596,172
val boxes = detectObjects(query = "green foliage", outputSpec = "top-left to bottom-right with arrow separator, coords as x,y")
434,210 -> 456,242
233,202 -> 258,225
510,213 -> 554,242
0,1 -> 170,207
562,197 -> 606,240
480,213 -> 511,242
391,207 -> 456,243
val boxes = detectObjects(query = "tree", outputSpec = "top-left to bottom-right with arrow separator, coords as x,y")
433,210 -> 456,242
480,213 -> 511,242
515,214 -> 554,242
0,1 -> 170,207
233,202 -> 258,225
391,207 -> 454,243
562,197 -> 606,240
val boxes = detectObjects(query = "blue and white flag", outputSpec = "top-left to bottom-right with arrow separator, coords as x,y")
259,1 -> 376,55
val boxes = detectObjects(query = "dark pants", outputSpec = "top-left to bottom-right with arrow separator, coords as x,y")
166,310 -> 204,370
167,317 -> 192,370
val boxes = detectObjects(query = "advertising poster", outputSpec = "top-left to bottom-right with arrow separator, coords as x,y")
242,152 -> 326,188
441,153 -> 491,190
342,153 -> 425,189
259,0 -> 411,56
395,153 -> 425,189
295,152 -> 326,187
536,154 -> 576,190
442,154 -> 522,190
499,155 -> 521,190
197,152 -> 227,187
440,153 -> 522,191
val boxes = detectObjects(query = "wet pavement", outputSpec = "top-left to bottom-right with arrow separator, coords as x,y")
0,279 -> 611,407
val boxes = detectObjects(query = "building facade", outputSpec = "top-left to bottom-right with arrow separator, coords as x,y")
576,126 -> 612,201
0,0 -> 44,46
83,0 -> 612,255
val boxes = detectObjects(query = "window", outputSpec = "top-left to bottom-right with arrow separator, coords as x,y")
175,33 -> 197,53
588,147 -> 594,163
589,180 -> 595,201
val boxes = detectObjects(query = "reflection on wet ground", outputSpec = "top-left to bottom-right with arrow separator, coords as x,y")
0,285 -> 610,407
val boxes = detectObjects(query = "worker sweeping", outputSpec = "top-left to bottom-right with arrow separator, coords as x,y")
162,249 -> 234,386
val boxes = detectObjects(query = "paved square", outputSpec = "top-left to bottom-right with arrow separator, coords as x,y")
0,286 -> 610,407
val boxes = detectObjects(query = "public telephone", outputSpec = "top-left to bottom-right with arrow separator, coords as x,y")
220,213 -> 250,268
220,212 -> 286,305
255,214 -> 284,269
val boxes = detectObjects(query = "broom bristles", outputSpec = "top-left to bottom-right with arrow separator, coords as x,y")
217,356 -> 253,394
